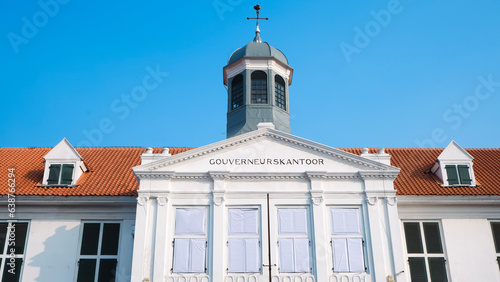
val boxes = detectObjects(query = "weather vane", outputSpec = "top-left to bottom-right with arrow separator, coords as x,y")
247,5 -> 268,27
247,5 -> 268,43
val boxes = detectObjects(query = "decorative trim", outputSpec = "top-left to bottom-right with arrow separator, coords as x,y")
306,171 -> 326,180
209,171 -> 229,180
386,196 -> 397,206
157,197 -> 168,206
359,171 -> 399,180
310,192 -> 324,205
135,171 -> 174,179
137,197 -> 148,206
213,192 -> 225,206
133,129 -> 399,176
366,196 -> 378,206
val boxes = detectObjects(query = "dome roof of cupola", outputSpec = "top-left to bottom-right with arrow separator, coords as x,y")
227,41 -> 289,65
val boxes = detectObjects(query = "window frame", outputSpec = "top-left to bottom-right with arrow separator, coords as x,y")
490,221 -> 500,270
0,221 -> 29,282
402,221 -> 449,282
171,206 -> 209,274
274,75 -> 286,111
45,162 -> 75,186
231,74 -> 244,111
251,71 -> 268,104
226,206 -> 262,274
329,207 -> 366,273
276,206 -> 313,274
443,164 -> 473,186
75,221 -> 122,282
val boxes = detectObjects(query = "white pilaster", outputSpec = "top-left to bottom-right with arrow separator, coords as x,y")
131,196 -> 150,282
153,196 -> 169,281
307,172 -> 328,282
210,172 -> 228,281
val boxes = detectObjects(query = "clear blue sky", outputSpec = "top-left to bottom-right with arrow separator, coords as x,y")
1,0 -> 499,149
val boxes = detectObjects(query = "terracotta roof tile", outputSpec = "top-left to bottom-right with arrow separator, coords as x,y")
340,148 -> 500,196
0,147 -> 194,197
1,146 -> 499,197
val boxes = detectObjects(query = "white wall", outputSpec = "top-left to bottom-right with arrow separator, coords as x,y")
442,219 -> 500,282
0,196 -> 136,282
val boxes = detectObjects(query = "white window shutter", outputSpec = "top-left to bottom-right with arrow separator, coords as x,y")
190,239 -> 206,273
279,238 -> 295,272
278,209 -> 308,235
331,209 -> 360,234
293,238 -> 310,272
175,208 -> 206,235
229,208 -> 259,235
347,238 -> 364,272
173,238 -> 190,273
332,238 -> 349,272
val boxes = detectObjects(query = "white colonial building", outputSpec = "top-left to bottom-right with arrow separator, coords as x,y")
1,12 -> 500,282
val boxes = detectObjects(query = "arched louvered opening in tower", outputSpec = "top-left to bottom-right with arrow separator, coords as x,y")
251,71 -> 267,104
231,74 -> 243,110
275,75 -> 286,111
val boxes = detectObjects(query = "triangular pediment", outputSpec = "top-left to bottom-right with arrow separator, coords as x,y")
438,140 -> 473,161
44,138 -> 82,161
133,129 -> 399,176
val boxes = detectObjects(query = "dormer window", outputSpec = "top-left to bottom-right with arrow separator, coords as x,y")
43,138 -> 87,186
445,165 -> 472,186
47,164 -> 74,185
432,141 -> 476,187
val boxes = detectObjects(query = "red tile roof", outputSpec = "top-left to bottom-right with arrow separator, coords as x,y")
1,146 -> 499,197
0,147 -> 193,197
341,148 -> 500,196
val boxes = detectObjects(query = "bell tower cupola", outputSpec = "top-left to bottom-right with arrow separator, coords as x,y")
223,5 -> 294,138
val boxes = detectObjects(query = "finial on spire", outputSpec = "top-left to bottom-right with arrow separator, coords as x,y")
247,5 -> 268,43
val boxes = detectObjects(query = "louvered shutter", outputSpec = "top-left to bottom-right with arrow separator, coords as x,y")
61,164 -> 74,185
47,164 -> 61,185
457,165 -> 472,185
445,165 -> 459,185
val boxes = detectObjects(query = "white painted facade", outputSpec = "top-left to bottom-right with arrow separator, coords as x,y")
130,127 -> 405,282
398,196 -> 500,282
0,197 -> 135,282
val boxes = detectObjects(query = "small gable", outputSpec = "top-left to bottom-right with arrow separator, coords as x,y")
43,138 -> 87,186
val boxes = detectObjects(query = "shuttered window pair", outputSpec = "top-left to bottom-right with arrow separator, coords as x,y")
172,208 -> 207,273
331,208 -> 365,273
445,165 -> 471,186
47,164 -> 74,185
404,222 -> 448,282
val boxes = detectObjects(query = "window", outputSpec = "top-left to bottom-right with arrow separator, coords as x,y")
277,208 -> 311,273
251,71 -> 267,104
47,164 -> 74,185
403,222 -> 448,282
231,74 -> 244,110
445,165 -> 471,186
330,208 -> 365,273
490,222 -> 500,270
275,75 -> 286,110
227,208 -> 260,273
0,222 -> 28,282
77,222 -> 121,282
172,208 -> 207,273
